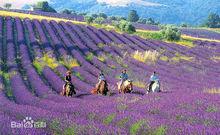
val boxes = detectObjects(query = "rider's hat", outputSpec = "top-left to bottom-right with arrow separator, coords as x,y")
66,70 -> 71,74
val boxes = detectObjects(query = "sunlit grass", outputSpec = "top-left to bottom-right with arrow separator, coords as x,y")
160,56 -> 169,62
182,34 -> 220,43
97,43 -> 106,48
201,27 -> 220,34
0,71 -> 17,81
33,52 -> 58,73
170,53 -> 194,63
103,113 -> 116,125
130,120 -> 146,135
85,53 -> 94,61
97,54 -> 106,62
135,30 -> 163,40
59,55 -> 80,69
0,10 -> 85,25
133,81 -> 146,88
205,88 -> 220,94
166,38 -> 195,48
206,105 -> 218,113
132,50 -> 160,64
0,71 -> 17,97
90,23 -> 114,31
74,72 -> 84,80
211,56 -> 220,62
117,117 -> 130,127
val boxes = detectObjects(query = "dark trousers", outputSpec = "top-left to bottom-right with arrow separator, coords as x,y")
149,81 -> 155,91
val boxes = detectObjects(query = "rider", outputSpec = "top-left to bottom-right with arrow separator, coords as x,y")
63,70 -> 72,90
149,71 -> 159,91
97,71 -> 106,88
119,69 -> 129,89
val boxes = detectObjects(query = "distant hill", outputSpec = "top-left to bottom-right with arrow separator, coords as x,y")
48,0 -> 220,25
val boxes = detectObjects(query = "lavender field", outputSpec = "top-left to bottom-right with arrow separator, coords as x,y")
134,23 -> 220,40
0,15 -> 220,135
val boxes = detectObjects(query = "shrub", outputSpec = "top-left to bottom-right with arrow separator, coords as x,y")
160,25 -> 181,41
93,17 -> 105,24
114,20 -> 136,34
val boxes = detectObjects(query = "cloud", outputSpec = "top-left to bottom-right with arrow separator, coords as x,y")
97,0 -> 165,7
0,0 -> 50,9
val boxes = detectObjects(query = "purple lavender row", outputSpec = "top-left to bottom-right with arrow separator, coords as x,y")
31,19 -> 94,92
181,28 -> 220,40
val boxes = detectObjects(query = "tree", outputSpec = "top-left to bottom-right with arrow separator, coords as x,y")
61,9 -> 73,14
34,1 -> 56,13
138,18 -> 147,24
146,18 -> 159,25
160,25 -> 181,41
205,13 -> 220,28
99,13 -> 107,19
180,23 -> 188,27
91,14 -> 98,18
85,16 -> 94,24
4,3 -> 12,9
127,10 -> 139,22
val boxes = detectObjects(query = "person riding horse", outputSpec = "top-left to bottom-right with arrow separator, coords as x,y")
62,70 -> 75,96
119,69 -> 129,89
63,71 -> 72,89
93,71 -> 108,95
97,72 -> 106,88
148,71 -> 159,92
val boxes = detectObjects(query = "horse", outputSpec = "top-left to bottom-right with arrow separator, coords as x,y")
91,80 -> 108,95
61,82 -> 76,97
117,80 -> 133,94
146,80 -> 160,94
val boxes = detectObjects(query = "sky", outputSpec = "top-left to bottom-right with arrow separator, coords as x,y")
0,0 -> 49,9
0,0 -> 164,9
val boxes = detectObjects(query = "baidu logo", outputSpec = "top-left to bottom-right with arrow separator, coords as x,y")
11,117 -> 46,129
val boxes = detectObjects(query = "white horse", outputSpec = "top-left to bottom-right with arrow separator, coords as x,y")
146,80 -> 161,94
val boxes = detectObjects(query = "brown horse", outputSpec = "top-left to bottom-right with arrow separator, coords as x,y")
117,80 -> 133,94
91,80 -> 108,95
60,83 -> 76,97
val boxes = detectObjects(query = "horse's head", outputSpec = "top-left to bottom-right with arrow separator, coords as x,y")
124,80 -> 133,91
